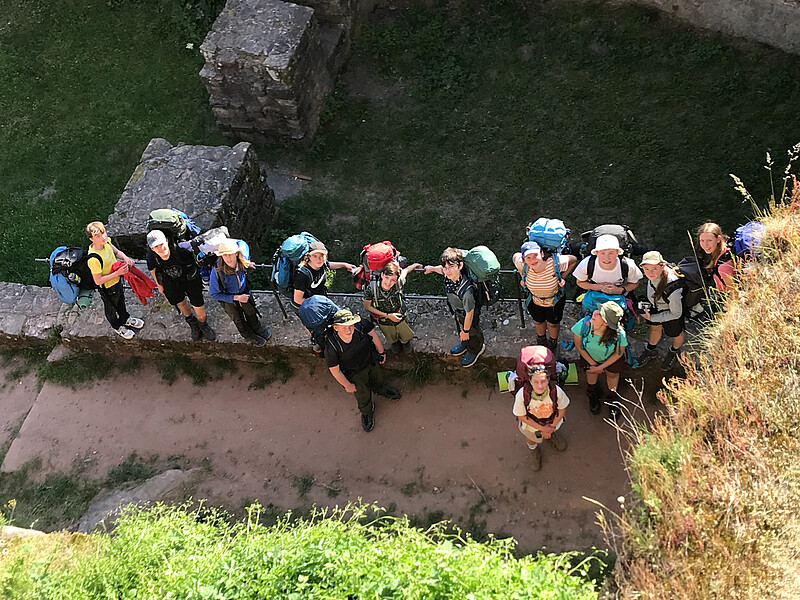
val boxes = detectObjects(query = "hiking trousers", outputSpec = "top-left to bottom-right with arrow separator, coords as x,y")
456,306 -> 484,354
220,297 -> 263,340
349,363 -> 387,415
99,281 -> 130,330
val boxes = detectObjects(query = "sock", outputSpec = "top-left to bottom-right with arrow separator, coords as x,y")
669,346 -> 680,353
647,343 -> 658,351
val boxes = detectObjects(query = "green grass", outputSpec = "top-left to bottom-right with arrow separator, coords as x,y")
256,0 -> 800,293
0,503 -> 602,598
0,0 -> 224,285
158,354 -> 236,386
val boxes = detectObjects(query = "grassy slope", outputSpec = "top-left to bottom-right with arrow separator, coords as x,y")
263,1 -> 800,292
0,0 -> 223,285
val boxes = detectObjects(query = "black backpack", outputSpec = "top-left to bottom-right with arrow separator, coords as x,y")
580,224 -> 648,258
51,247 -> 99,291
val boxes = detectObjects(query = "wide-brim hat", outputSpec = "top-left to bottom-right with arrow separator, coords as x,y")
599,301 -> 624,331
332,309 -> 360,327
592,234 -> 623,255
216,239 -> 240,256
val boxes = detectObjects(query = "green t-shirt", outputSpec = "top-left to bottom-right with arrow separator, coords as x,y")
571,316 -> 627,364
364,273 -> 406,324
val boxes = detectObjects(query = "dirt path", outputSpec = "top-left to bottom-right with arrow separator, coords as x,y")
1,360 -> 658,554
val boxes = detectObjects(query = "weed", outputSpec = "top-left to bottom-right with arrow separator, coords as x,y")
2,346 -> 49,380
105,453 -> 156,487
248,354 -> 294,390
407,355 -> 435,385
400,482 -> 418,496
294,474 -> 314,498
38,352 -> 117,389
326,486 -> 340,498
158,354 -> 232,386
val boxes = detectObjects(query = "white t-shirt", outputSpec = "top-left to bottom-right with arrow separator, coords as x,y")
513,385 -> 570,433
573,256 -> 642,287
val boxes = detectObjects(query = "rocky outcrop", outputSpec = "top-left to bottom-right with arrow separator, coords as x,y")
107,138 -> 276,259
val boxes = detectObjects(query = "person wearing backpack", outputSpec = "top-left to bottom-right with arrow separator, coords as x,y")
146,230 -> 216,342
573,234 -> 643,296
635,251 -> 685,371
512,241 -> 577,354
363,261 -> 422,353
696,222 -> 735,293
423,248 -> 486,368
571,301 -> 627,417
209,238 -> 270,347
325,308 -> 402,432
291,241 -> 356,309
85,221 -> 144,340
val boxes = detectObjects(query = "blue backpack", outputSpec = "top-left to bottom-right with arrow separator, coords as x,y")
526,218 -> 569,253
298,296 -> 341,336
734,221 -> 766,260
49,246 -> 80,304
271,232 -> 320,294
577,314 -> 638,369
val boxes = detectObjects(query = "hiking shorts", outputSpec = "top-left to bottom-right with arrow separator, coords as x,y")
527,294 -> 566,325
644,316 -> 685,338
164,278 -> 204,307
378,318 -> 414,344
580,356 -> 624,374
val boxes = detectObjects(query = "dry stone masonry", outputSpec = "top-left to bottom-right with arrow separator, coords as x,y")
107,138 -> 276,259
200,0 -> 355,144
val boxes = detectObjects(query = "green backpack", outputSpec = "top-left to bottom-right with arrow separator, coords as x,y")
463,246 -> 502,306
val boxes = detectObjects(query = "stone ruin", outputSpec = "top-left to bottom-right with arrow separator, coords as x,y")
200,0 -> 372,144
106,137 -> 276,259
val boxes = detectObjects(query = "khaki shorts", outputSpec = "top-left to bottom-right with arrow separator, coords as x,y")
378,318 -> 414,344
518,418 -> 564,446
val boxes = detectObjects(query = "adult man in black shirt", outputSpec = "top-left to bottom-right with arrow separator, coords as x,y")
325,308 -> 401,432
146,230 -> 216,341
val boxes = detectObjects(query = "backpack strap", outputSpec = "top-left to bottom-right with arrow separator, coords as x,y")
521,258 -> 563,304
522,384 -> 559,426
216,267 -> 226,294
586,255 -> 597,283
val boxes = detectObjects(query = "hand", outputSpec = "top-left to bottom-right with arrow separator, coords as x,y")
642,311 -> 651,320
379,353 -> 386,364
424,266 -> 436,275
343,382 -> 356,394
116,263 -> 130,276
233,294 -> 250,303
124,256 -> 135,267
599,282 -> 616,294
157,284 -> 164,295
459,330 -> 470,342
558,278 -> 566,288
541,429 -> 553,439
587,364 -> 604,375
387,312 -> 403,323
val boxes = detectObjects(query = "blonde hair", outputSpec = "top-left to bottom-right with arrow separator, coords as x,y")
217,252 -> 253,275
697,222 -> 728,270
85,221 -> 106,239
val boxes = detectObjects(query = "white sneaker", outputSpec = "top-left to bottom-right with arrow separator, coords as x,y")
125,317 -> 144,329
115,326 -> 135,340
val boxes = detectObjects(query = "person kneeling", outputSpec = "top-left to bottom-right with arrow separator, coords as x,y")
325,309 -> 401,432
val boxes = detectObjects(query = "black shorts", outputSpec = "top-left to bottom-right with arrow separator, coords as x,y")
163,278 -> 205,307
527,294 -> 566,325
580,355 -> 625,374
644,316 -> 685,338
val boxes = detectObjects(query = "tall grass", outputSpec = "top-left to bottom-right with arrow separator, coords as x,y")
0,502 -> 601,598
604,161 -> 800,598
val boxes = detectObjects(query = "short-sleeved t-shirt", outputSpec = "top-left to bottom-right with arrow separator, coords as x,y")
571,317 -> 628,364
87,242 -> 119,288
444,274 -> 476,315
513,385 -> 570,419
146,245 -> 199,284
364,272 -> 407,324
513,255 -> 569,307
294,263 -> 328,298
325,319 -> 376,377
573,256 -> 642,287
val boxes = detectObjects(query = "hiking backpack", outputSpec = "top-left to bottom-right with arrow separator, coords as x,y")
733,221 -> 766,260
515,345 -> 559,425
146,208 -> 201,241
50,246 -> 98,291
526,218 -> 570,253
49,246 -> 80,304
270,232 -> 320,295
352,241 -> 407,291
462,245 -> 502,306
580,224 -> 646,256
577,314 -> 638,368
670,256 -> 716,316
297,295 -> 342,336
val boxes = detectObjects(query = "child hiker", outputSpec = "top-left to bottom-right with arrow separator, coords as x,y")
209,238 -> 270,347
423,248 -> 485,368
85,221 -> 144,339
636,251 -> 685,370
363,260 -> 422,353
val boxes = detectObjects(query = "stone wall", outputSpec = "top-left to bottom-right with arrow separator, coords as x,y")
630,0 -> 800,55
107,138 -> 276,259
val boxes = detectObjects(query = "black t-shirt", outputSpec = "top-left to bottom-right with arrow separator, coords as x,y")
293,263 -> 328,298
325,319 -> 376,377
146,244 -> 198,284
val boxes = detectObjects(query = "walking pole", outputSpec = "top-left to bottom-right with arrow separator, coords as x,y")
515,271 -> 526,328
270,278 -> 288,319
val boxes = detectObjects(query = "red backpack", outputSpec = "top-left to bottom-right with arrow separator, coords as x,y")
516,345 -> 559,425
353,241 -> 401,291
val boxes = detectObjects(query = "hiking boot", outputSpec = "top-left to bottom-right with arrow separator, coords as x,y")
115,326 -> 135,340
249,334 -> 267,347
546,337 -> 559,355
361,411 -> 375,432
377,385 -> 402,401
311,341 -> 324,357
450,342 -> 467,356
529,445 -> 542,471
256,327 -> 272,342
636,346 -> 659,367
661,350 -> 680,371
125,317 -> 144,330
198,320 -> 216,341
401,340 -> 415,354
185,315 -> 202,341
587,386 -> 602,414
548,431 -> 567,452
536,335 -> 548,347
461,344 -> 486,368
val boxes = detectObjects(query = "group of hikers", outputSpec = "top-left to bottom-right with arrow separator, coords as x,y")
52,214 -> 758,466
